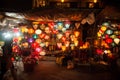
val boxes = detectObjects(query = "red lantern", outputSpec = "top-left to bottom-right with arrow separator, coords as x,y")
105,38 -> 113,44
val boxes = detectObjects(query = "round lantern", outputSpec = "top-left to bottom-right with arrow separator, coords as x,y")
114,31 -> 119,35
106,29 -> 113,35
102,22 -> 110,26
28,38 -> 34,43
35,29 -> 42,34
35,39 -> 41,43
39,51 -> 46,56
28,28 -> 34,34
105,38 -> 113,44
100,26 -> 107,31
32,34 -> 38,39
21,26 -> 28,33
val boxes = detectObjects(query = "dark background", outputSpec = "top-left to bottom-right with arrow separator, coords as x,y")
0,0 -> 120,11
0,0 -> 32,11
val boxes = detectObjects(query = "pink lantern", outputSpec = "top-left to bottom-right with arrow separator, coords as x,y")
57,43 -> 62,48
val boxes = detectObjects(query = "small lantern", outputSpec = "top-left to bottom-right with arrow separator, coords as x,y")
35,29 -> 42,34
106,29 -> 113,35
28,28 -> 34,34
114,38 -> 120,44
62,45 -> 66,51
74,31 -> 80,37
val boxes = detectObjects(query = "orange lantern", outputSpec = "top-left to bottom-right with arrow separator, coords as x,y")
74,31 -> 80,37
28,28 -> 34,34
62,45 -> 66,51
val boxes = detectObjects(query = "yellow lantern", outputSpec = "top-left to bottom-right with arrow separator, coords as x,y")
62,46 -> 66,51
74,40 -> 79,46
74,31 -> 80,37
97,32 -> 102,37
100,26 -> 107,31
21,26 -> 28,33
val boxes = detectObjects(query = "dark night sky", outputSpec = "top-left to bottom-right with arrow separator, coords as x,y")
0,0 -> 32,10
0,0 -> 120,11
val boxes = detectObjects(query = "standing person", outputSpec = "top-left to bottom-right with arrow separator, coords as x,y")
1,39 -> 17,80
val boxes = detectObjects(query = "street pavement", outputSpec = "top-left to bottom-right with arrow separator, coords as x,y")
15,60 -> 120,80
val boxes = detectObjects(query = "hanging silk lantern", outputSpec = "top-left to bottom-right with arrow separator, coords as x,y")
110,35 -> 116,39
96,49 -> 103,55
81,19 -> 87,24
39,33 -> 45,38
75,22 -> 80,29
32,34 -> 38,39
100,26 -> 107,31
70,35 -> 75,41
28,38 -> 34,43
97,32 -> 102,37
74,40 -> 79,46
13,37 -> 19,42
111,42 -> 116,47
21,26 -> 28,33
39,51 -> 46,56
33,24 -> 38,30
114,31 -> 119,35
65,23 -> 70,29
32,22 -> 39,29
28,28 -> 34,34
13,28 -> 19,33
22,42 -> 29,48
44,35 -> 50,40
57,43 -> 62,48
62,45 -> 66,51
102,22 -> 110,26
40,24 -> 45,30
65,41 -> 70,47
62,28 -> 66,32
48,22 -> 54,29
53,30 -> 58,34
57,33 -> 63,39
40,43 -> 45,47
45,27 -> 50,33
105,38 -> 113,44
45,42 -> 49,47
35,47 -> 42,53
31,42 -> 39,48
74,31 -> 80,37
35,39 -> 41,43
70,44 -> 75,50
57,22 -> 63,30
35,29 -> 42,34
114,38 -> 120,44
62,36 -> 66,42
65,31 -> 70,38
106,29 -> 113,35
